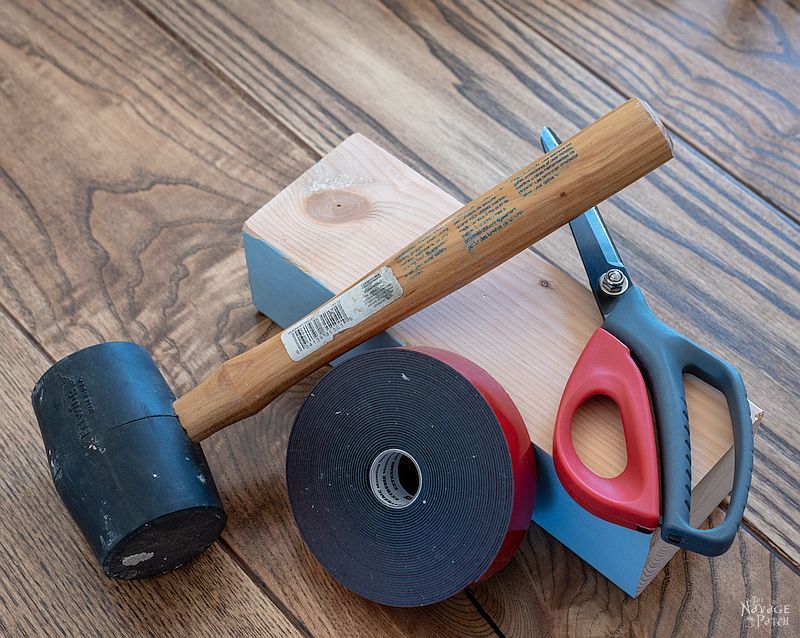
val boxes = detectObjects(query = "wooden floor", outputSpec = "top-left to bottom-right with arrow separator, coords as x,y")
1,1 -> 797,636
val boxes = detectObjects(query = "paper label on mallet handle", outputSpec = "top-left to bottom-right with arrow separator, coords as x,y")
281,266 -> 404,361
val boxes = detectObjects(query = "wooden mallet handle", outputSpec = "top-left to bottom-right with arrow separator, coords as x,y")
175,98 -> 673,441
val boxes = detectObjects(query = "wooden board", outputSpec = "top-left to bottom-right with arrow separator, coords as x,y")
140,0 -> 800,567
243,131 -> 761,596
502,0 -> 800,216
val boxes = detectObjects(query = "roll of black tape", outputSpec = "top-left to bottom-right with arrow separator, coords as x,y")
287,347 -> 536,606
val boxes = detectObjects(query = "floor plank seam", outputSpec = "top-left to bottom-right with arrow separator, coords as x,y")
128,0 -> 324,165
495,0 -> 800,228
464,588 -> 507,637
731,508 -> 800,575
217,537 -> 317,638
0,300 -> 56,367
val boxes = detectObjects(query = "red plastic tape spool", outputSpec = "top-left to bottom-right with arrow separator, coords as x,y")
286,347 -> 536,606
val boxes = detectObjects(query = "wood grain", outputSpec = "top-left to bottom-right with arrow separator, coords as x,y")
140,0 -> 800,566
177,98 -> 672,440
502,0 -> 800,218
0,0 -> 497,635
0,309 -> 302,638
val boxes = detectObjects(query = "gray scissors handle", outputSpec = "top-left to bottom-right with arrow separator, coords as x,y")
604,288 -> 754,555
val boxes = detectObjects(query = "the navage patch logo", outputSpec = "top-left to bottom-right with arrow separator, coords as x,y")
741,595 -> 790,629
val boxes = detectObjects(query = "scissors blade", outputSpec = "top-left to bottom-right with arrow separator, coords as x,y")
540,126 -> 632,318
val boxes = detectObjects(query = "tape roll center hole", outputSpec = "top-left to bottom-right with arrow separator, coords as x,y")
369,449 -> 421,509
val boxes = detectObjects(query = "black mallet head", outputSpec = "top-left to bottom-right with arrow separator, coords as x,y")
31,342 -> 226,578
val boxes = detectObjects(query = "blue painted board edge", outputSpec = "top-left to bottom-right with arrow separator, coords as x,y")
243,231 -> 650,595
243,233 -> 401,363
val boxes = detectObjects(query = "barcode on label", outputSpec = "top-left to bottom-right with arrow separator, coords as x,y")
281,266 -> 403,361
288,302 -> 350,353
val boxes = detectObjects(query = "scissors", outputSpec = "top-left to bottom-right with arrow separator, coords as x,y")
541,127 -> 753,556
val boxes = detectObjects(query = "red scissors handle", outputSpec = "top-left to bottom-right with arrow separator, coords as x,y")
553,328 -> 660,531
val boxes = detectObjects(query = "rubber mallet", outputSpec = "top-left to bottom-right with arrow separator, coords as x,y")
32,98 -> 673,578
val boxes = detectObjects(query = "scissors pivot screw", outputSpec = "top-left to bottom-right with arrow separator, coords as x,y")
599,268 -> 629,296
